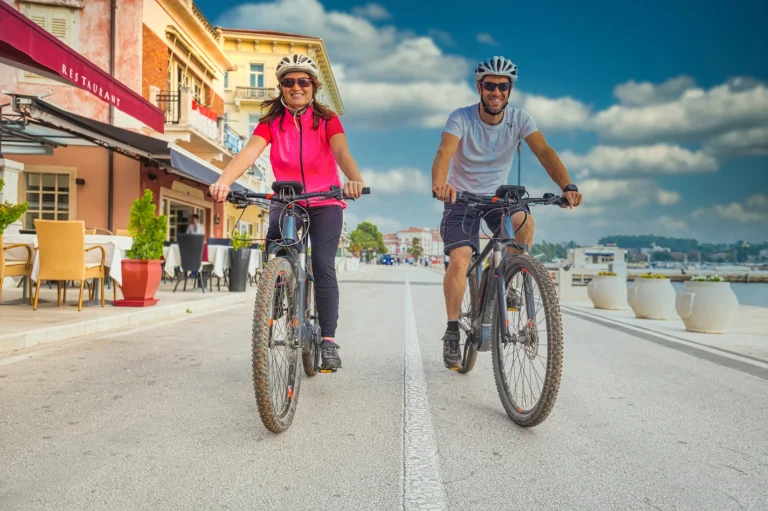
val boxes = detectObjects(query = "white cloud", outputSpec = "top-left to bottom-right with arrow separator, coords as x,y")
613,75 -> 696,106
591,77 -> 768,144
428,29 -> 454,46
578,178 -> 681,207
362,167 -> 430,193
351,3 -> 390,20
691,194 -> 768,223
217,0 -> 591,132
477,33 -> 498,45
560,144 -> 718,175
703,126 -> 768,158
511,91 -> 591,131
343,211 -> 400,234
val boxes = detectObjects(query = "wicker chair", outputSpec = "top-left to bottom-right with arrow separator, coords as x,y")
32,220 -> 107,311
0,236 -> 35,305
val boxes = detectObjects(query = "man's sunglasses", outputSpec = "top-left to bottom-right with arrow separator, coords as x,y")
281,78 -> 313,88
481,81 -> 512,92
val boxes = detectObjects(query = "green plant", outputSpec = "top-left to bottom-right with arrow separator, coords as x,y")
0,178 -> 28,235
640,272 -> 668,279
126,189 -> 167,260
691,274 -> 725,282
230,228 -> 251,251
598,271 -> 617,276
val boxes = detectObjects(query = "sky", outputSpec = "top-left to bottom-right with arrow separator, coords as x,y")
197,0 -> 768,245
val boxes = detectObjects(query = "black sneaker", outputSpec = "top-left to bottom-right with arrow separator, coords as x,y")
320,340 -> 341,370
442,329 -> 461,370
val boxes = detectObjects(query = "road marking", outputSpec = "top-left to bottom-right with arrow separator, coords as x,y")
402,274 -> 447,510
562,306 -> 768,380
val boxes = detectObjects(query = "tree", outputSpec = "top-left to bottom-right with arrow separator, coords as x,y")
349,221 -> 387,260
409,237 -> 423,259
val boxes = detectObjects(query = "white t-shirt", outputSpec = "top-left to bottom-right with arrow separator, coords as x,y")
186,223 -> 204,235
443,103 -> 538,194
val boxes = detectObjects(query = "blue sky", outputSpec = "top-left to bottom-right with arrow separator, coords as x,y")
198,0 -> 768,245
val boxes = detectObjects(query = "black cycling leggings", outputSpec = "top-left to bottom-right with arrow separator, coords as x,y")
266,204 -> 343,338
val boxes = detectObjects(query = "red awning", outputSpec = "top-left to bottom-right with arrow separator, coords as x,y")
0,2 -> 165,133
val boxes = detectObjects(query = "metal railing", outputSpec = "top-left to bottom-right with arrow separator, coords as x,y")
236,87 -> 276,101
156,91 -> 180,124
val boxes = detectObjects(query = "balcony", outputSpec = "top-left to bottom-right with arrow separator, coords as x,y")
152,86 -> 245,163
235,86 -> 277,108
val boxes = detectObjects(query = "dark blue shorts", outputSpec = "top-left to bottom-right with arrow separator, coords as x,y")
439,202 -> 531,256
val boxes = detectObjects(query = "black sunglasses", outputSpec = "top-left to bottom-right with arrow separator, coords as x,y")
481,81 -> 512,92
281,78 -> 312,88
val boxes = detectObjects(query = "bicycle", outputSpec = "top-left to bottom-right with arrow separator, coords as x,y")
213,181 -> 370,433
434,184 -> 569,427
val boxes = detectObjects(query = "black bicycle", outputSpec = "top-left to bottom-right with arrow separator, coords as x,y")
215,181 -> 369,433
435,184 -> 568,427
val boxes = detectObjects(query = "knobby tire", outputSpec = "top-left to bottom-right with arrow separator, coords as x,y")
252,256 -> 302,433
490,254 -> 563,427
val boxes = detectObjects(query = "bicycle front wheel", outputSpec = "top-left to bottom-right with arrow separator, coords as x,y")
302,258 -> 318,377
252,256 -> 302,433
491,254 -> 563,427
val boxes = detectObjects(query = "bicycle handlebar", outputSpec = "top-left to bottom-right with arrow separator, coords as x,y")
432,190 -> 571,207
209,186 -> 370,204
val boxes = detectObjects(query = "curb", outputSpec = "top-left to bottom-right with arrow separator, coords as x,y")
0,290 -> 258,356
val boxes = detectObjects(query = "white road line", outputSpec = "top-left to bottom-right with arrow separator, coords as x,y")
402,274 -> 447,511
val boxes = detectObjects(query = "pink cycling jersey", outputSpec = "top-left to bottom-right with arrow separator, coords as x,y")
253,105 -> 346,209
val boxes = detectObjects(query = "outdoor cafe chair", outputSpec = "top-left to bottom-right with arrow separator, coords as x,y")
0,237 -> 35,305
32,220 -> 107,311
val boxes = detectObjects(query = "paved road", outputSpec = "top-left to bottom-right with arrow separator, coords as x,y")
1,265 -> 767,510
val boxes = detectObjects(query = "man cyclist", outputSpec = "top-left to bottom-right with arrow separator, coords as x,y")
431,55 -> 583,369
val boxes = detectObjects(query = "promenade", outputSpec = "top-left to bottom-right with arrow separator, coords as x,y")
1,264 -> 766,510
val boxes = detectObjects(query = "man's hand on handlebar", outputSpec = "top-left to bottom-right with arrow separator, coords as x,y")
432,183 -> 456,203
343,180 -> 366,200
209,181 -> 231,203
561,190 -> 582,209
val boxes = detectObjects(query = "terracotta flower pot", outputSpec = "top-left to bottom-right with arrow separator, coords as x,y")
114,259 -> 162,307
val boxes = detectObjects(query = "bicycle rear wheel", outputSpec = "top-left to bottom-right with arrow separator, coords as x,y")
458,269 -> 479,374
252,256 -> 302,433
491,254 -> 563,427
302,258 -> 318,377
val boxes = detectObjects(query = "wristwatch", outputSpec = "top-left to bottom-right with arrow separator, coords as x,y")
563,183 -> 579,193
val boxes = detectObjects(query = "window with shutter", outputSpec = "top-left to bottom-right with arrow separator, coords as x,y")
20,3 -> 73,78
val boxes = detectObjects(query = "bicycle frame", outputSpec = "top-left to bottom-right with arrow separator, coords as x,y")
465,208 -> 538,352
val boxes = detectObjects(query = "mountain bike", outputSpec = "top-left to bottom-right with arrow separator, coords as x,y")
435,184 -> 568,427
214,181 -> 369,433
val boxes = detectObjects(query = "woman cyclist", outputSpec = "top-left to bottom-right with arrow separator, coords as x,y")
209,53 -> 367,371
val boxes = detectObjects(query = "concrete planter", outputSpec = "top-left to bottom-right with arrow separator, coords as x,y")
675,281 -> 738,333
587,275 -> 626,310
627,278 -> 676,320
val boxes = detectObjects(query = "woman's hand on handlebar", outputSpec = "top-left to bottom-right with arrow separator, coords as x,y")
343,180 -> 366,199
209,181 -> 231,203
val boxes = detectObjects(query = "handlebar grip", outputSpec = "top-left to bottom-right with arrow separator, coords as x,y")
361,187 -> 370,195
557,196 -> 570,207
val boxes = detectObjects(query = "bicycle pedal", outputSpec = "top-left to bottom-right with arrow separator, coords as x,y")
319,368 -> 337,373
507,307 -> 519,312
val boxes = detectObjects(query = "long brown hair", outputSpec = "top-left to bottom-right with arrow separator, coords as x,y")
259,74 -> 334,131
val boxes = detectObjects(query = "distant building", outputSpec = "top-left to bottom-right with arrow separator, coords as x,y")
567,245 -> 627,269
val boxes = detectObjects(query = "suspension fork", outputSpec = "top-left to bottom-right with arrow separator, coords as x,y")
501,211 -> 538,324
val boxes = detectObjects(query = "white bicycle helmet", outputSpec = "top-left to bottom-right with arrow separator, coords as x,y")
474,56 -> 518,82
276,53 -> 319,80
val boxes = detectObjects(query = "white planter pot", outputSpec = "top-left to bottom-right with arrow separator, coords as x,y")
675,281 -> 739,334
627,278 -> 676,320
587,275 -> 627,310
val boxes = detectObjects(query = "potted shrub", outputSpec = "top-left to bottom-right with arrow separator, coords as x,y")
627,272 -> 676,320
675,275 -> 738,333
587,270 -> 627,310
0,178 -> 28,237
114,189 -> 167,307
228,229 -> 251,292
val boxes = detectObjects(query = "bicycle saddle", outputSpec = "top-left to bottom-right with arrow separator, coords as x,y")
271,181 -> 304,195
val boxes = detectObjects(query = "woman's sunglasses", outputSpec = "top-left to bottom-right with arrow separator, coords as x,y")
481,81 -> 512,92
281,78 -> 313,88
